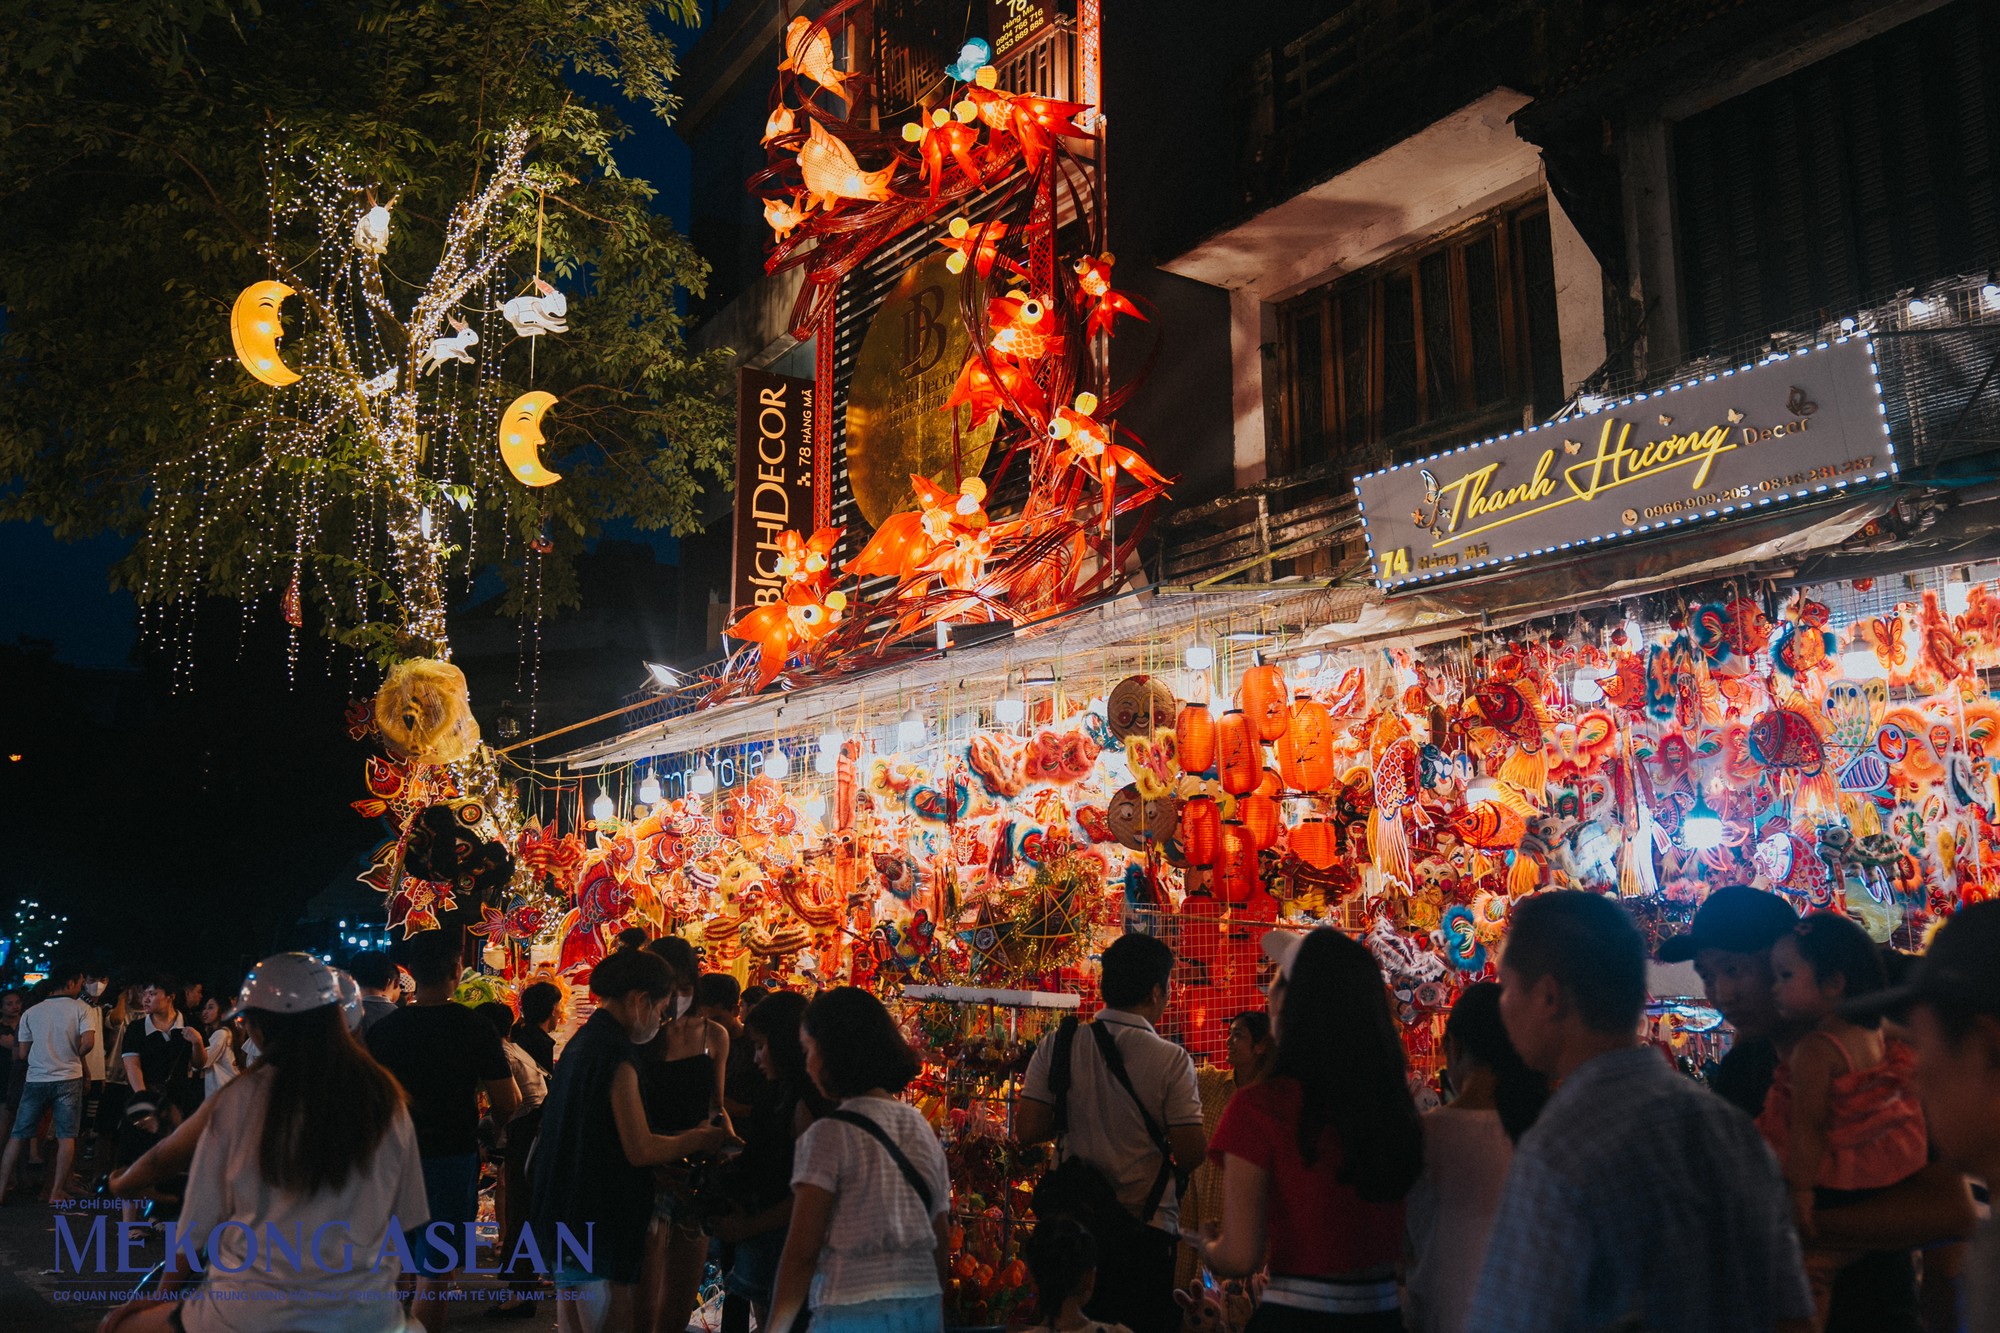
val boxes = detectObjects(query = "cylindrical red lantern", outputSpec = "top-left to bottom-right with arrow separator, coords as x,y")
1240,793 -> 1281,851
1177,703 -> 1217,775
1217,822 -> 1259,904
1181,796 -> 1222,866
1292,818 -> 1338,869
1218,710 -> 1261,795
1239,663 -> 1291,742
1257,766 -> 1283,799
1277,700 -> 1336,792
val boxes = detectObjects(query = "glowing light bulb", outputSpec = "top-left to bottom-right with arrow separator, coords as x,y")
803,790 -> 828,820
1184,645 -> 1214,671
691,764 -> 717,796
1572,668 -> 1607,704
766,746 -> 791,779
1840,645 -> 1884,681
1909,297 -> 1934,318
898,708 -> 926,748
995,688 -> 1025,726
637,771 -> 662,806
1680,790 -> 1724,851
591,788 -> 615,823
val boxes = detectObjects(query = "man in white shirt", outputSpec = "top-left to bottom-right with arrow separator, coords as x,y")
1018,932 -> 1207,1333
0,964 -> 99,1205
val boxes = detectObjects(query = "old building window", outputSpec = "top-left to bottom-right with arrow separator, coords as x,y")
1274,198 -> 1563,477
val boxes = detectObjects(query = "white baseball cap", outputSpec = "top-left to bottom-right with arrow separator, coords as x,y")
1261,930 -> 1308,979
236,953 -> 343,1015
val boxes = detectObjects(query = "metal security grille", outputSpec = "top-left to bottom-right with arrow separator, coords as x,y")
1673,0 -> 2000,360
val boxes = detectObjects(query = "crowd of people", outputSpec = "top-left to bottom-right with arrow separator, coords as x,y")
0,885 -> 1992,1333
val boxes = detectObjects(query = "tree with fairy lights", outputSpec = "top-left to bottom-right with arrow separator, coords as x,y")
0,2 -> 733,666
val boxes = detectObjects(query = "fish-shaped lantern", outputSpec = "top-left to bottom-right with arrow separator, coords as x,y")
1074,253 -> 1146,338
798,119 -> 894,210
778,17 -> 850,107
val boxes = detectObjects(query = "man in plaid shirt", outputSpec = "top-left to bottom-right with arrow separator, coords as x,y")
1466,893 -> 1813,1333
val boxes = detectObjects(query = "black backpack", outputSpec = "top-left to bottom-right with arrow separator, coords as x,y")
1028,1017 -> 1184,1237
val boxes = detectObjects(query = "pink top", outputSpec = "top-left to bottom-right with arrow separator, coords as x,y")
1756,1032 -> 1928,1192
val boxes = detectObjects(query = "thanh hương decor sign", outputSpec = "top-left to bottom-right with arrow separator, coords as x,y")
1353,335 -> 1895,592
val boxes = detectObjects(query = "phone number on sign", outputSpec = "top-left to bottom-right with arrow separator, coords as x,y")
1639,455 -> 1876,521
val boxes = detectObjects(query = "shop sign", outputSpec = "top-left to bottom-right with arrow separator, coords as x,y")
989,0 -> 1055,58
1353,335 -> 1896,592
732,367 -> 816,612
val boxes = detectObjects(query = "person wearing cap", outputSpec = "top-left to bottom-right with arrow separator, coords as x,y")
1195,927 -> 1422,1328
1017,931 -> 1205,1333
1466,891 -> 1813,1333
99,952 -> 429,1333
1659,885 -> 1975,1329
1842,900 -> 2000,1332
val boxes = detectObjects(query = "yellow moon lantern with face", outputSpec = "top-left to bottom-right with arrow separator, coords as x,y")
499,391 -> 562,487
229,280 -> 301,387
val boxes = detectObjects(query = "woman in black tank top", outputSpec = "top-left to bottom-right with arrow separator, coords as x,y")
635,937 -> 733,1333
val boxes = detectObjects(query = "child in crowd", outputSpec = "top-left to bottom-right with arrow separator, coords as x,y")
1024,1218 -> 1131,1333
1763,911 -> 1930,1328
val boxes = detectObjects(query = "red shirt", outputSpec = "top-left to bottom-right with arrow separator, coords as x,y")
1207,1076 -> 1405,1276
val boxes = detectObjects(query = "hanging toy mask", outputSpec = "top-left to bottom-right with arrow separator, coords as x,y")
373,658 -> 481,766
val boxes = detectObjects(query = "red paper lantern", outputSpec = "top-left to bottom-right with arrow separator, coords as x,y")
1276,700 -> 1336,792
1217,822 -> 1260,904
1291,818 -> 1339,870
1239,663 -> 1291,742
1240,793 -> 1281,851
1177,703 -> 1217,774
1218,710 -> 1261,795
1181,796 -> 1222,866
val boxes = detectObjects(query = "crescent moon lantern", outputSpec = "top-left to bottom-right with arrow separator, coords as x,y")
229,281 -> 301,387
499,391 -> 562,487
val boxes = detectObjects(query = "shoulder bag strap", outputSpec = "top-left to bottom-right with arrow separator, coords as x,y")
1047,1015 -> 1080,1139
1087,1021 -> 1180,1222
826,1108 -> 935,1214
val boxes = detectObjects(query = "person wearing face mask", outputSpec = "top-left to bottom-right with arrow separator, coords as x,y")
531,946 -> 740,1333
635,936 -> 734,1333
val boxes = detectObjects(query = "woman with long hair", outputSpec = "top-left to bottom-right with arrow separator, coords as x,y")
712,991 -> 831,1330
99,952 -> 429,1333
768,987 -> 951,1333
634,937 -> 733,1333
1402,981 -> 1550,1333
531,946 -> 738,1333
1197,928 -> 1423,1330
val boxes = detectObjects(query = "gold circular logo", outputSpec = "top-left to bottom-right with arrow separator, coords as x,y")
1621,508 -> 1639,526
844,252 -> 998,531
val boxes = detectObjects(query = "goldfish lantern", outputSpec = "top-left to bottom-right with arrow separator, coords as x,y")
1181,796 -> 1222,866
1107,674 -> 1178,741
1218,710 -> 1261,796
1292,818 -> 1339,870
1239,663 -> 1291,742
1277,700 -> 1336,792
1239,793 -> 1281,851
1217,823 -> 1260,904
1177,703 -> 1217,774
